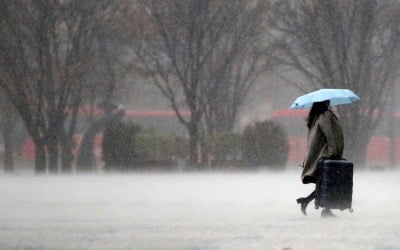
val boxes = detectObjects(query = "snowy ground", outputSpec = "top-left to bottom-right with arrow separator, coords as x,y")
0,169 -> 399,250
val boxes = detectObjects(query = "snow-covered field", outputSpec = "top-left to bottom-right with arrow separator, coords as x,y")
0,170 -> 399,250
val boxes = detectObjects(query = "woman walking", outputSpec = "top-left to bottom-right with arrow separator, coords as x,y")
296,100 -> 344,217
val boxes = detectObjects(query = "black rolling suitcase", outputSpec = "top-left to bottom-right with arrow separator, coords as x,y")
315,158 -> 353,211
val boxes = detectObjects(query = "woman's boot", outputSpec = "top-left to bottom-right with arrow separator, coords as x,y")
321,208 -> 336,218
296,191 -> 316,216
296,198 -> 309,215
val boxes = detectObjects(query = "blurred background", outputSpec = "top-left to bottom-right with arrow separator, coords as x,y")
1,0 -> 400,174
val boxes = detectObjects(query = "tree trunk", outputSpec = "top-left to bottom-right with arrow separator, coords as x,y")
188,122 -> 200,167
60,104 -> 80,173
58,129 -> 74,173
34,141 -> 46,174
340,107 -> 376,167
387,91 -> 396,168
60,142 -> 74,173
47,134 -> 59,174
344,130 -> 369,166
2,117 -> 14,173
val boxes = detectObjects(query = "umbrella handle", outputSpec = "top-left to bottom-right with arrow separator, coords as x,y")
298,157 -> 306,168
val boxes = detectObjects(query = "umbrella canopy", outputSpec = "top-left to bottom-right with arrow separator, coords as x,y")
290,88 -> 360,109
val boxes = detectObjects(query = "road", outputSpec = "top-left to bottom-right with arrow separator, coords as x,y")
0,170 -> 399,249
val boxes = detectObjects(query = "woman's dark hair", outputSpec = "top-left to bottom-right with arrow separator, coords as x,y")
306,100 -> 330,129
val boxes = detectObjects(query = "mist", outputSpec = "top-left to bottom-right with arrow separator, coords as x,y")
1,170 -> 399,249
1,1 -> 400,249
1,0 -> 400,172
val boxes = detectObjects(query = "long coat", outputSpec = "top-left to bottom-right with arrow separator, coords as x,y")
301,110 -> 344,184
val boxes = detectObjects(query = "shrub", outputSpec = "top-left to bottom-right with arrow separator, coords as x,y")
242,120 -> 289,169
102,121 -> 140,171
102,122 -> 189,171
206,132 -> 243,166
134,132 -> 189,169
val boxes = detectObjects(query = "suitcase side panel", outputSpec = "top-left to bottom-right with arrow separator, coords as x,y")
315,159 -> 353,210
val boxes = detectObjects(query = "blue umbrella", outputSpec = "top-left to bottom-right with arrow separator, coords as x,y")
290,88 -> 360,109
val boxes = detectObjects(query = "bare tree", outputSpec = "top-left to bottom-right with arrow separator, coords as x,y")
0,94 -> 18,173
270,0 -> 400,163
202,0 -> 271,134
127,0 -> 271,166
0,0 -> 114,173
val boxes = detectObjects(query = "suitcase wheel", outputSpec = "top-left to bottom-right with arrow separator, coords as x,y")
349,208 -> 353,213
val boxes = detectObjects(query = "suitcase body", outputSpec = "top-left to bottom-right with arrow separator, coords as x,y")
315,158 -> 353,211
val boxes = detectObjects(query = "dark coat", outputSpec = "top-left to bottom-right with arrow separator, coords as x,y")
301,110 -> 344,184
